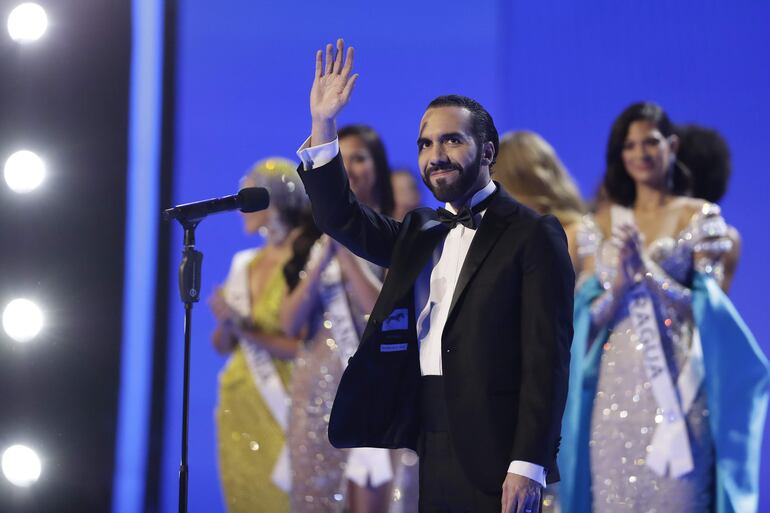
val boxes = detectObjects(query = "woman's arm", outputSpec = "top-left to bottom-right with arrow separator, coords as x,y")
693,224 -> 740,293
588,222 -> 642,331
589,275 -> 632,329
280,237 -> 336,337
688,201 -> 735,292
209,287 -> 302,359
719,226 -> 741,293
334,244 -> 382,313
231,321 -> 302,360
208,290 -> 239,354
211,321 -> 238,355
641,259 -> 693,311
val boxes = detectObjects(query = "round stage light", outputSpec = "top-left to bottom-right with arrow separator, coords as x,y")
1,445 -> 42,487
4,150 -> 45,193
7,3 -> 48,43
2,298 -> 43,343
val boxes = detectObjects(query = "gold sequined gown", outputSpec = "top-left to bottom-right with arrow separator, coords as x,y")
576,204 -> 731,513
216,251 -> 292,513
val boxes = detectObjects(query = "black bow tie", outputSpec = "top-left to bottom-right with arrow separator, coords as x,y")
436,187 -> 497,230
436,206 -> 476,230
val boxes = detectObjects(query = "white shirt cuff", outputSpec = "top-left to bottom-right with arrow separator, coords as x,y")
296,136 -> 339,170
507,460 -> 546,487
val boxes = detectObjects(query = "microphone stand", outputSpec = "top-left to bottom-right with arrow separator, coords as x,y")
172,216 -> 203,513
162,187 -> 268,513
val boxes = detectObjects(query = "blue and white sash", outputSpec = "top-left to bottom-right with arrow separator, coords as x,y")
612,206 -> 705,478
309,240 -> 394,486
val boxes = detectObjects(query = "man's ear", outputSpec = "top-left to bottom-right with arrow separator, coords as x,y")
480,141 -> 495,166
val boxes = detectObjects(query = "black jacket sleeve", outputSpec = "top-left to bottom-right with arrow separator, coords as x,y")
298,153 -> 401,268
511,215 -> 574,470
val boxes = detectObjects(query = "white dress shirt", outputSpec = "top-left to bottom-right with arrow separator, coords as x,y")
416,180 -> 495,376
297,137 -> 546,487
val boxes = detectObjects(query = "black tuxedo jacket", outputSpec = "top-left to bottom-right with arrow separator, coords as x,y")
299,154 -> 574,493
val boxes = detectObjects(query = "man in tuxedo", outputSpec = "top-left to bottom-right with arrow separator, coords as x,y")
296,40 -> 574,513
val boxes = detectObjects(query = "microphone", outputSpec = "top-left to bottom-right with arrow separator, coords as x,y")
163,187 -> 270,222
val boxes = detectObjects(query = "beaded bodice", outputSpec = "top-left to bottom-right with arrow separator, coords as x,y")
577,202 -> 731,293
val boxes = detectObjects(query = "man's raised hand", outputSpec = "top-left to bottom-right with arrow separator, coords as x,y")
310,39 -> 358,146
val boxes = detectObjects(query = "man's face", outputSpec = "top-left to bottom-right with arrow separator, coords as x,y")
417,106 -> 485,204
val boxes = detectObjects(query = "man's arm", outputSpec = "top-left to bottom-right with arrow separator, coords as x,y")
512,215 -> 574,467
502,215 -> 574,513
299,39 -> 401,267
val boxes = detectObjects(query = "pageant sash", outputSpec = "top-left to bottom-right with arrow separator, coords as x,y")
223,250 -> 291,491
310,242 -> 362,370
628,288 -> 698,477
309,241 -> 395,485
613,206 -> 704,478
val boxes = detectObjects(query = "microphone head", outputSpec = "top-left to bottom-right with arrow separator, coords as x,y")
237,187 -> 270,213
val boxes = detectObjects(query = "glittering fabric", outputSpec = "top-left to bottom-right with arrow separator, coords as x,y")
389,449 -> 420,513
577,204 -> 730,513
288,316 -> 348,513
216,251 -> 293,513
287,258 -> 419,513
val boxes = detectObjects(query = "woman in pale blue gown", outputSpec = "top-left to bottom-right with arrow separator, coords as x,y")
559,102 -> 769,513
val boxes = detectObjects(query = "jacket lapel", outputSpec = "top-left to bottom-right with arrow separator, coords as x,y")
447,190 -> 517,320
371,209 -> 448,323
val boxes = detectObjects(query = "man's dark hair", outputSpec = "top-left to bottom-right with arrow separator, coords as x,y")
427,95 -> 500,168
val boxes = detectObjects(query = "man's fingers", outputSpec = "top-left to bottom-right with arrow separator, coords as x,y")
340,46 -> 354,79
341,73 -> 359,103
314,49 -> 322,79
523,488 -> 541,513
513,495 -> 524,513
324,43 -> 334,75
510,488 -> 541,513
333,38 -> 344,74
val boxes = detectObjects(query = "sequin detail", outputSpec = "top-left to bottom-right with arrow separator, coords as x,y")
578,205 -> 728,512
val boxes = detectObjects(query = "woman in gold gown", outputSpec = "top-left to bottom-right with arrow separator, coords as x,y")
208,157 -> 318,513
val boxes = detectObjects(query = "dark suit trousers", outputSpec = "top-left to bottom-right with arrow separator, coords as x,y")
418,377 -> 501,513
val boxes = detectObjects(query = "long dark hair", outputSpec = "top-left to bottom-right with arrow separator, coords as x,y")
602,102 -> 692,207
338,124 -> 395,216
283,209 -> 322,292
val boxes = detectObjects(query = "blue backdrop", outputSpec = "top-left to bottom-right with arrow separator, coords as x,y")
157,1 -> 770,512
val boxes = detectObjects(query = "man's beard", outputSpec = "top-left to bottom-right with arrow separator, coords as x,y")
421,151 -> 482,204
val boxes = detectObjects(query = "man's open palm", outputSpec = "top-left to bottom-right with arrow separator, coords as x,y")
310,39 -> 358,122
